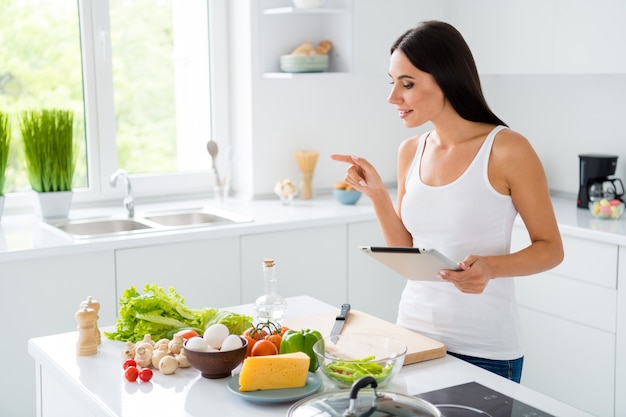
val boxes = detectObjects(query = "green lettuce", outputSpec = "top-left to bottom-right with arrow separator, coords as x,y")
104,284 -> 252,342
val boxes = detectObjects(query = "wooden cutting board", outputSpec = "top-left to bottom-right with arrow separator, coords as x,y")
283,309 -> 446,365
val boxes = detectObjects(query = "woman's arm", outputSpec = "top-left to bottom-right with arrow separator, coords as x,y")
438,130 -> 564,293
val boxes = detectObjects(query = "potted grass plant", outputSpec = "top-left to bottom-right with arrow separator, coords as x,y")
0,111 -> 10,218
20,109 -> 76,218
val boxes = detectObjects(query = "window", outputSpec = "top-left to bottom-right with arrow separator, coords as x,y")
0,0 -> 228,210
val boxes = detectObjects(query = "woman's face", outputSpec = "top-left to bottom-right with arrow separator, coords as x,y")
387,50 -> 446,128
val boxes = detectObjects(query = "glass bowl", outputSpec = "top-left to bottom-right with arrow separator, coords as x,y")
589,199 -> 624,220
312,334 -> 406,388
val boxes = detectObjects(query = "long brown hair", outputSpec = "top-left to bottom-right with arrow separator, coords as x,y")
391,20 -> 507,127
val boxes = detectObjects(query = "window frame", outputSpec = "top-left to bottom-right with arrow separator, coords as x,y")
4,0 -> 230,211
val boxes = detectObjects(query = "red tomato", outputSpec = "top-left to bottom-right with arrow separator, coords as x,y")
251,339 -> 278,357
265,334 -> 282,351
139,368 -> 153,382
243,327 -> 266,341
124,366 -> 139,382
122,359 -> 137,370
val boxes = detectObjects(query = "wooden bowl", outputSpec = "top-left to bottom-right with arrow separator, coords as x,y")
183,336 -> 248,379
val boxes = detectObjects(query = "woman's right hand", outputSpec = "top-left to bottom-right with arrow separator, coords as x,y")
330,154 -> 387,199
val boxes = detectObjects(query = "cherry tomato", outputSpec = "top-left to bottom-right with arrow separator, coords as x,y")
139,368 -> 153,382
124,366 -> 139,382
266,334 -> 282,351
122,359 -> 137,370
251,339 -> 278,357
243,327 -> 267,341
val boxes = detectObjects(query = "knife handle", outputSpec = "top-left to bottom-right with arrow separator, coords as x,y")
336,303 -> 351,320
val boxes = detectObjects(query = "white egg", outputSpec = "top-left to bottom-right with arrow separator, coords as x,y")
220,334 -> 243,352
185,336 -> 209,352
203,323 -> 229,349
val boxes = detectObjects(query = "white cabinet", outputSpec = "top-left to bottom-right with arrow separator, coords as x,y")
347,220 -> 405,323
512,225 -> 617,417
240,225 -> 347,308
0,251 -> 115,417
114,237 -> 241,310
257,0 -> 353,77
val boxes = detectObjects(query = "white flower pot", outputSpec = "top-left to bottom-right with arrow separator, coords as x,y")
34,191 -> 73,219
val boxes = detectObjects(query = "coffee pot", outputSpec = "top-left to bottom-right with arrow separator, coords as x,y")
577,154 -> 625,208
588,178 -> 625,202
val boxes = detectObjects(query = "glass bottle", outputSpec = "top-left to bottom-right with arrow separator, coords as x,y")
253,258 -> 287,322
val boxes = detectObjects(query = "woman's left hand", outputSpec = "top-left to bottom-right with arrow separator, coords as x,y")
437,255 -> 492,294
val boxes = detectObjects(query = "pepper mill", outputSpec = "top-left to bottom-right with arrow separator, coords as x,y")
81,296 -> 101,345
75,304 -> 98,356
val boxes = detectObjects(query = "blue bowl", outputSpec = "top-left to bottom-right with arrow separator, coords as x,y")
333,189 -> 362,205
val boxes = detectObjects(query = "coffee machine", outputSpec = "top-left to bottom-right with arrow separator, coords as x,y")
577,154 -> 625,208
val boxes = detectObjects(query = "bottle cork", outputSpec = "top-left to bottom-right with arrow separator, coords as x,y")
76,304 -> 98,356
81,296 -> 101,345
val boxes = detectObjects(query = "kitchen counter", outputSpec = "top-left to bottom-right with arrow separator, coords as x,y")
28,296 -> 593,417
0,195 -> 379,262
3,194 -> 626,263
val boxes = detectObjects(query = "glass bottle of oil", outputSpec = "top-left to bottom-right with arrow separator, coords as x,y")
253,258 -> 287,322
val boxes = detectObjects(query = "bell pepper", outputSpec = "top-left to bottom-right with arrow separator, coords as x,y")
279,329 -> 323,372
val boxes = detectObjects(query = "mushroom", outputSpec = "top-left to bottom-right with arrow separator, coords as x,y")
134,344 -> 153,368
159,355 -> 178,375
154,338 -> 170,351
140,334 -> 155,346
121,341 -> 136,359
151,344 -> 170,369
168,334 -> 184,354
175,350 -> 190,368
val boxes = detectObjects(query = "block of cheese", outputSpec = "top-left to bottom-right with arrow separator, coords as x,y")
238,352 -> 310,391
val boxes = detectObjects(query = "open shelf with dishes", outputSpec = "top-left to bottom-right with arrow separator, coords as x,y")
258,0 -> 353,78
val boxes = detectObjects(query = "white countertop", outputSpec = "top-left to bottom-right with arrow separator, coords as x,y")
28,296 -> 593,417
3,193 -> 626,263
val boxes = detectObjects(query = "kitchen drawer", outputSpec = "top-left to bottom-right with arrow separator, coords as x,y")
519,307 -> 615,417
512,225 -> 617,289
516,271 -> 617,332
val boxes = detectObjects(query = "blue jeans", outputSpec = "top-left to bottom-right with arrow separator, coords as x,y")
448,351 -> 524,383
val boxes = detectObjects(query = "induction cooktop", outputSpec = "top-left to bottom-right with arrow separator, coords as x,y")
415,381 -> 555,417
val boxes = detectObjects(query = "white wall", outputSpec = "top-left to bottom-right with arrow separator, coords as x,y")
229,0 -> 626,199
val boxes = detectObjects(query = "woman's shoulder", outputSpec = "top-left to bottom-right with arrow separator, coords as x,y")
492,127 -> 542,171
493,127 -> 535,155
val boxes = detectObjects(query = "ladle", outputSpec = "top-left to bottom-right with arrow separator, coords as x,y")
207,139 -> 221,184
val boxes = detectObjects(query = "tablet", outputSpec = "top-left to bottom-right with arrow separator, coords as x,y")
359,246 -> 459,281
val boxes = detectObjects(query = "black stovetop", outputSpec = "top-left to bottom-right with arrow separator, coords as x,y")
415,381 -> 555,417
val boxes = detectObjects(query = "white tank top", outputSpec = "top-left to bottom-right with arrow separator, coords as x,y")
397,125 -> 523,359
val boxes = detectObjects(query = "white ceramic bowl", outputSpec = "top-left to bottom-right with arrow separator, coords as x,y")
280,54 -> 329,73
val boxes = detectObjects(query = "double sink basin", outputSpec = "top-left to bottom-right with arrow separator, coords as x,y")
46,207 -> 252,239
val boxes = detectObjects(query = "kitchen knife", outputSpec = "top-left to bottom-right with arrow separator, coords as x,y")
330,303 -> 351,339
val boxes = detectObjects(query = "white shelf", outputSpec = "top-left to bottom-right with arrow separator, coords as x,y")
263,7 -> 348,15
258,0 -> 353,75
263,71 -> 351,79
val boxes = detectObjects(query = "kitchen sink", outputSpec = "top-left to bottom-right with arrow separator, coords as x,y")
50,218 -> 154,238
46,207 -> 252,239
144,211 -> 236,227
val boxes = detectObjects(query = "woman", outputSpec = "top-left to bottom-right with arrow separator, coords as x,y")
331,21 -> 563,382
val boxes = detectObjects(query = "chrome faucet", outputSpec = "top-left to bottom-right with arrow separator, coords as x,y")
110,169 -> 134,218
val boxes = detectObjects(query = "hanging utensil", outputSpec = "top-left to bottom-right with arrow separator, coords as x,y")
207,139 -> 221,185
